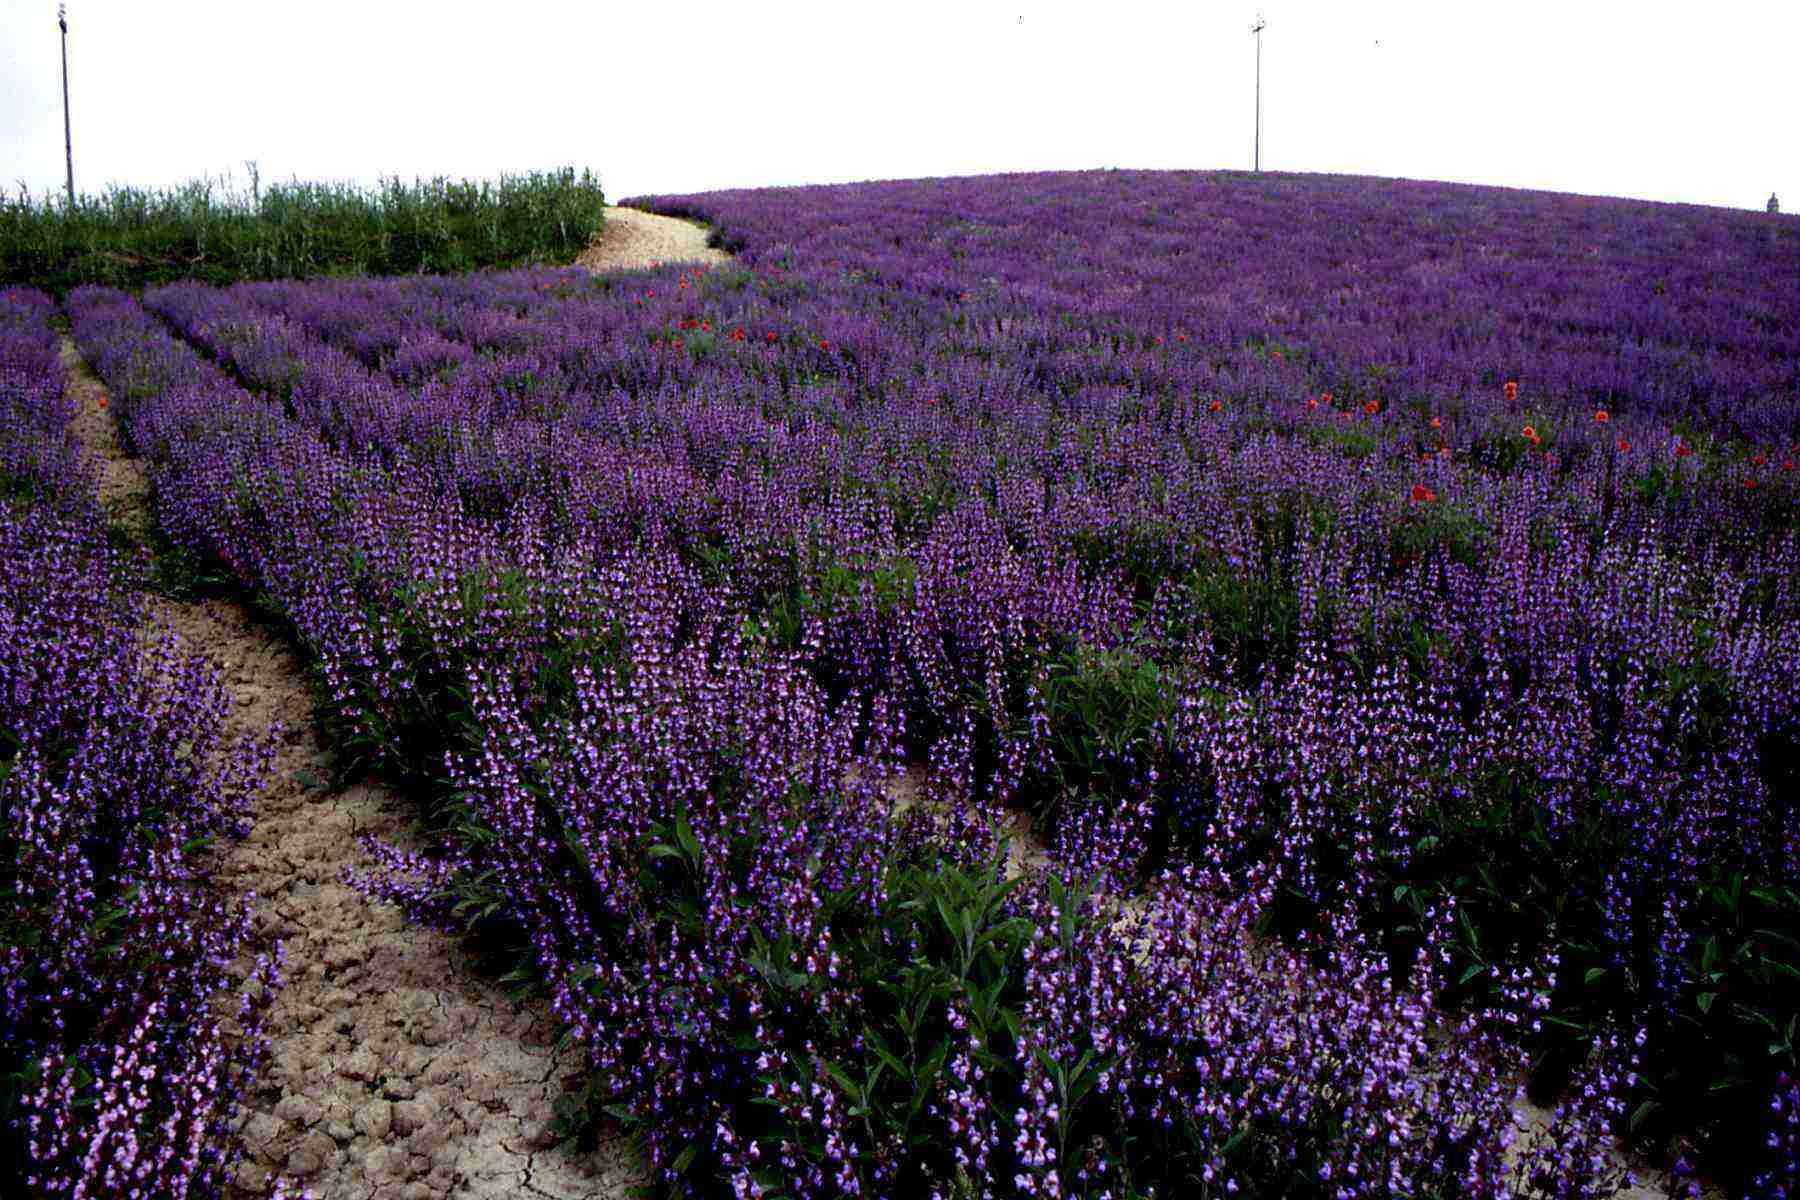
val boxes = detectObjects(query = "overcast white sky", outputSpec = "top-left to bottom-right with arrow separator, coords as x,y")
1,0 -> 1794,212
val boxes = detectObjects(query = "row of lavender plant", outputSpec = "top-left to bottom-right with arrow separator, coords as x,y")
619,176 -> 1797,1192
152,178 -> 1799,1190
1,286 -> 282,1197
65,262 -> 1659,1198
0,289 -> 92,512
646,171 -> 1800,440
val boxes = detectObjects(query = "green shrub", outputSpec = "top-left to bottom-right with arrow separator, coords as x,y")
1,168 -> 605,294
1037,642 -> 1177,802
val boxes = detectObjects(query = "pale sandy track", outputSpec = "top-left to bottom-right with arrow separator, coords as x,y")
575,205 -> 729,273
62,339 -> 643,1200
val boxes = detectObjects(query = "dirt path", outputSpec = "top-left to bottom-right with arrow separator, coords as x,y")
575,205 -> 729,273
62,339 -> 643,1200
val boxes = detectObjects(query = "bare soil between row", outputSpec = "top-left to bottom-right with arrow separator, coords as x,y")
51,206 -> 730,1197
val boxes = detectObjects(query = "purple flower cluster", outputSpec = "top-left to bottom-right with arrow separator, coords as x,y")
1,288 -> 91,512
56,169 -> 1800,1196
1752,1075 -> 1799,1199
2,287 -> 282,1196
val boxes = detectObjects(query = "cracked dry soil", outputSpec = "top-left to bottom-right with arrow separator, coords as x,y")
63,339 -> 643,1199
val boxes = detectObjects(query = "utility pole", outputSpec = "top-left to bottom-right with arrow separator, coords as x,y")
1251,15 -> 1266,172
59,4 -> 74,207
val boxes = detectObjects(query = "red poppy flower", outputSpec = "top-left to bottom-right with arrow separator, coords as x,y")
1752,453 -> 1767,466
1209,399 -> 1223,412
1676,442 -> 1695,458
1364,400 -> 1380,415
1438,446 -> 1452,458
1410,484 -> 1437,503
1594,410 -> 1609,423
1429,416 -> 1441,429
1617,438 -> 1631,452
1504,381 -> 1519,401
702,321 -> 712,332
1177,333 -> 1188,343
766,332 -> 778,342
1746,479 -> 1759,489
1784,460 -> 1795,471
1272,350 -> 1284,360
1522,425 -> 1539,443
1154,336 -> 1164,346
818,340 -> 829,350
1321,392 -> 1333,405
97,397 -> 108,409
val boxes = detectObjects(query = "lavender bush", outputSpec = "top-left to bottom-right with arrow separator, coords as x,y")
2,287 -> 282,1195
1,289 -> 90,512
60,169 -> 1799,1195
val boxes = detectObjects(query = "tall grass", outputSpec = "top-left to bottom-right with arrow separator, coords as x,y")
1,167 -> 605,293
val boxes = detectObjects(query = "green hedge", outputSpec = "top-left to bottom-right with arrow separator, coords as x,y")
1,167 -> 605,293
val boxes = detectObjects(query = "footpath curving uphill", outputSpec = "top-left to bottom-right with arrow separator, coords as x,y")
39,210 -> 735,1198
3,287 -> 279,1199
61,341 -> 643,1200
576,205 -> 730,273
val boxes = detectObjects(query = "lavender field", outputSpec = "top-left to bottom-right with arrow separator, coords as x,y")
6,169 -> 1798,1198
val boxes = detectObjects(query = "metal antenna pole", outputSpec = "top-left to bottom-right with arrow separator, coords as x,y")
1252,16 -> 1266,172
59,4 -> 74,207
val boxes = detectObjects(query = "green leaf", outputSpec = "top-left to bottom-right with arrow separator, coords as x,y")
933,892 -> 964,946
1696,991 -> 1718,1015
920,1038 -> 951,1088
819,1060 -> 861,1103
1762,960 -> 1800,985
867,1036 -> 909,1082
675,806 -> 701,865
1458,907 -> 1481,950
1583,967 -> 1608,986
